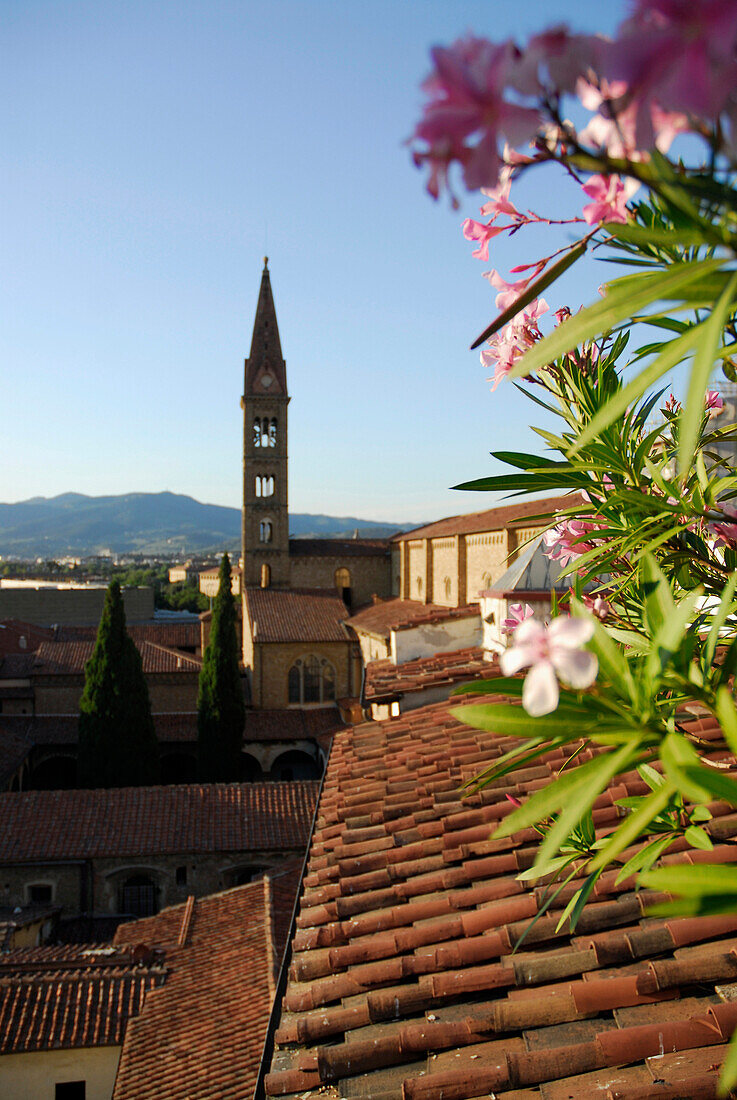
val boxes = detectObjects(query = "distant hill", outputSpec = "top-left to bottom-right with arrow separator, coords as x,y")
0,492 -> 412,558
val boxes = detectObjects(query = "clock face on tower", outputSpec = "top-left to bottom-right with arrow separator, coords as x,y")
261,373 -> 274,389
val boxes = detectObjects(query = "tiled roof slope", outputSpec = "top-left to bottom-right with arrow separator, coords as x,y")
0,944 -> 164,1053
0,782 -> 318,862
0,619 -> 54,656
113,870 -> 302,1100
346,598 -> 479,640
265,701 -> 737,1099
0,712 -> 198,744
245,587 -> 349,643
289,538 -> 391,557
58,621 -> 200,649
364,647 -> 493,701
33,639 -> 202,675
393,492 -> 585,542
246,708 -> 344,742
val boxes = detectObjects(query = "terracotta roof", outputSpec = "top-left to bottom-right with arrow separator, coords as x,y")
364,646 -> 494,701
0,653 -> 36,678
0,782 -> 318,862
0,619 -> 54,656
58,621 -> 200,649
244,587 -> 349,644
113,868 -> 303,1099
0,944 -> 164,1053
265,700 -> 737,1099
0,713 -> 199,745
245,708 -> 344,742
393,492 -> 585,542
32,639 -> 202,675
289,538 -> 391,557
346,598 -> 479,639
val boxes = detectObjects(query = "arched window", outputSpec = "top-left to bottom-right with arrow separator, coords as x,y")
416,576 -> 423,596
287,655 -> 337,704
268,418 -> 277,446
254,475 -> 275,498
253,417 -> 262,447
482,571 -> 492,590
259,520 -> 272,543
119,874 -> 158,917
261,563 -> 271,588
272,750 -> 321,781
335,567 -> 351,589
444,576 -> 451,599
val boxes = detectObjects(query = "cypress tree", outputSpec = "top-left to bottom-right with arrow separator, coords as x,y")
78,580 -> 160,788
197,553 -> 245,781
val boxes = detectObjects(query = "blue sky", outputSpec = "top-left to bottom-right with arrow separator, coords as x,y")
3,0 -> 627,524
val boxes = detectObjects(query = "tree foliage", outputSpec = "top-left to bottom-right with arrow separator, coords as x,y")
197,553 -> 244,782
78,580 -> 160,788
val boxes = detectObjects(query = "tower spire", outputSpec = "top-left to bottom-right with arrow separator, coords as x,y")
244,259 -> 286,396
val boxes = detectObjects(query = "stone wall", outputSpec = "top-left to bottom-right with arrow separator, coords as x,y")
430,538 -> 458,607
0,586 -> 154,626
33,673 -> 199,715
249,639 -> 355,709
289,553 -> 391,610
465,531 -> 510,603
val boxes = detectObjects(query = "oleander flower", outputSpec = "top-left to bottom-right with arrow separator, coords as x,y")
501,602 -> 535,635
705,390 -> 725,418
500,616 -> 598,716
542,518 -> 597,568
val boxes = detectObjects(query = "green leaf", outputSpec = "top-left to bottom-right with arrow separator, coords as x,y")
641,863 -> 737,896
679,270 -> 737,475
684,824 -> 714,850
716,686 -> 737,758
571,599 -> 635,701
470,239 -> 589,350
572,324 -> 702,453
674,764 -> 737,807
615,834 -> 675,885
702,574 -> 737,672
508,257 -> 725,380
719,1032 -> 737,1098
451,702 -> 609,736
588,779 -> 676,872
555,871 -> 600,932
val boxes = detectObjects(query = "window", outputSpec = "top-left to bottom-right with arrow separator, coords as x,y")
268,417 -> 277,446
482,571 -> 492,590
253,417 -> 277,448
444,576 -> 451,599
259,520 -> 273,543
416,576 -> 423,596
27,883 -> 53,904
119,875 -> 157,917
255,475 -> 274,498
56,1084 -> 85,1100
261,563 -> 271,588
335,567 -> 351,589
288,656 -> 337,704
175,866 -> 187,887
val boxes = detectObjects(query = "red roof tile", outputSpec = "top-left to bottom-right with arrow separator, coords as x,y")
58,621 -> 200,650
33,639 -> 202,675
244,587 -> 349,643
364,647 -> 494,701
0,944 -> 164,1053
0,619 -> 55,657
264,699 -> 737,1099
245,708 -> 344,741
346,598 -> 479,639
0,782 -> 317,861
0,712 -> 199,745
113,870 -> 302,1099
392,493 -> 585,542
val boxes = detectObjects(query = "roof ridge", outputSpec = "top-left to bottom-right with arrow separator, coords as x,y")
177,895 -> 196,947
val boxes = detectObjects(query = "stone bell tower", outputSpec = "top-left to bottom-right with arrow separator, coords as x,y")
241,258 -> 290,589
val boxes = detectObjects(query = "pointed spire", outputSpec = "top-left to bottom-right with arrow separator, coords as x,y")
244,260 -> 287,396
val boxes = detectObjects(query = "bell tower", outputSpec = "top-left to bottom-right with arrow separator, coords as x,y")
241,258 -> 290,588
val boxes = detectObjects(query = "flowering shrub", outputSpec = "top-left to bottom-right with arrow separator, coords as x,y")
413,2 -> 737,1090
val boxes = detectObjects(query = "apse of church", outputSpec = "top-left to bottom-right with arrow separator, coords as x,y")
241,258 -> 291,589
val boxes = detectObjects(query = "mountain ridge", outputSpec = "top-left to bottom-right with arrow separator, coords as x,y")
0,492 -> 416,557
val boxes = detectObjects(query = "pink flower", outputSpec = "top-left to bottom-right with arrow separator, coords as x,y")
582,594 -> 611,621
412,35 -> 543,197
484,269 -> 534,312
710,502 -> 737,548
542,518 -> 597,568
581,174 -> 629,225
502,602 -> 535,635
705,390 -> 725,418
600,0 -> 737,147
479,174 -> 518,219
500,615 -> 598,716
462,218 -> 505,261
481,298 -> 549,390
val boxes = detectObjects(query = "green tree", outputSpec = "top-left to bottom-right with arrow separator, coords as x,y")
197,554 -> 244,781
78,580 -> 160,787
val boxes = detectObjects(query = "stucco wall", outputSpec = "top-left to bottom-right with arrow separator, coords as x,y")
391,613 -> 481,665
465,532 -> 510,602
0,1046 -> 121,1100
430,538 -> 458,607
352,630 -> 391,665
406,541 -> 426,602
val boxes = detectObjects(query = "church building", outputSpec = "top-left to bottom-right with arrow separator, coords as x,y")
238,261 -> 392,722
